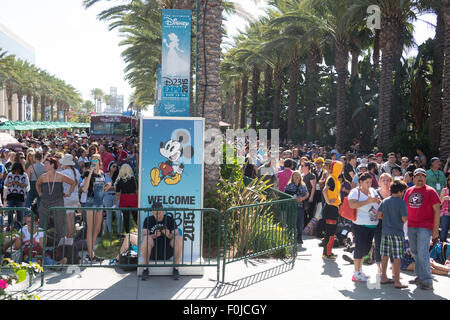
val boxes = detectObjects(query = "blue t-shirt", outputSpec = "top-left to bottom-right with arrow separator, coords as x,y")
378,196 -> 408,237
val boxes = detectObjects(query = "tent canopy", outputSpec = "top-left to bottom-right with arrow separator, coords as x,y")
0,121 -> 89,131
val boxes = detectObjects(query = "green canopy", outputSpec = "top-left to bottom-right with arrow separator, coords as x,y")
0,121 -> 90,131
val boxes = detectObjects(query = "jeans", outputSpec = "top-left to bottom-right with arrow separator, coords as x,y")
408,227 -> 433,285
440,215 -> 450,242
7,199 -> 24,228
297,206 -> 305,242
103,193 -> 121,233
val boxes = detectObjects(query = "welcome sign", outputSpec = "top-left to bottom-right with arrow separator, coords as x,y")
158,9 -> 191,117
139,117 -> 204,262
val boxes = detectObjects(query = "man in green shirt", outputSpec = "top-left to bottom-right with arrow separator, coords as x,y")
426,157 -> 446,195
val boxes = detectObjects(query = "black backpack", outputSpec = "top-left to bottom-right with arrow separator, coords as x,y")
118,247 -> 138,271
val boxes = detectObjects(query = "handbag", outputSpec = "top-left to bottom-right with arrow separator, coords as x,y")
119,246 -> 138,271
339,189 -> 360,221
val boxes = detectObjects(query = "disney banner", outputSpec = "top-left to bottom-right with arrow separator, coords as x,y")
139,117 -> 204,262
158,9 -> 191,117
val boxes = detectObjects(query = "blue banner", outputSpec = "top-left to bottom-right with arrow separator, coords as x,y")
139,117 -> 204,261
159,9 -> 191,117
154,65 -> 162,116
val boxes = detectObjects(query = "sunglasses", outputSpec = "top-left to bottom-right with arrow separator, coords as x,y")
20,157 -> 25,159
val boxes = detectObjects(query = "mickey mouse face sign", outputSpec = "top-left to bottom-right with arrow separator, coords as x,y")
150,130 -> 194,186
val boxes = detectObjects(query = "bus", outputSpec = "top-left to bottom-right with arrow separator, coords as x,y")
90,114 -> 138,140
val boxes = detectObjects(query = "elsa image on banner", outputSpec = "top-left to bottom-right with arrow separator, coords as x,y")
163,33 -> 190,76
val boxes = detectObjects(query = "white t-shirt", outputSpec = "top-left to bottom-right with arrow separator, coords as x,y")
61,168 -> 80,200
348,187 -> 380,226
19,225 -> 44,246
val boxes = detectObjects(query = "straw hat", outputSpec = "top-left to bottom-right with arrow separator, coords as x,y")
59,154 -> 75,166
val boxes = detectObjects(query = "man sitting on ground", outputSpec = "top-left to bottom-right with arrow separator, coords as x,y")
140,202 -> 183,281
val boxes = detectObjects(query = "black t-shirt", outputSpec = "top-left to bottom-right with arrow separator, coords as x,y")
344,163 -> 355,182
82,171 -> 106,198
142,214 -> 176,243
303,172 -> 316,193
115,177 -> 137,194
327,177 -> 336,191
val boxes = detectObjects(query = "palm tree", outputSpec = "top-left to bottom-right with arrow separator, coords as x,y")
441,0 -> 450,157
90,88 -> 105,113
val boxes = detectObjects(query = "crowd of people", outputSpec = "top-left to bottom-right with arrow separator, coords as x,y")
244,141 -> 450,290
0,129 -> 140,264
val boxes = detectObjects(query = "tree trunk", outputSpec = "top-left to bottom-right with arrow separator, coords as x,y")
306,40 -> 321,138
351,49 -> 359,79
335,40 -> 349,150
372,29 -> 381,84
17,94 -> 23,121
287,49 -> 300,139
41,96 -> 46,121
197,0 -> 223,190
6,84 -> 13,120
33,96 -> 39,121
234,81 -> 241,129
263,64 -> 273,128
377,15 -> 400,152
429,10 -> 445,153
240,74 -> 249,128
225,90 -> 233,125
440,0 -> 450,158
273,60 -> 282,130
251,65 -> 260,129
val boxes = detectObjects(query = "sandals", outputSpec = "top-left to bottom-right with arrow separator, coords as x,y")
380,278 -> 395,284
394,283 -> 408,289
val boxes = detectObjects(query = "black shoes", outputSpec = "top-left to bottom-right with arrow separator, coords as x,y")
141,268 -> 149,281
173,268 -> 180,280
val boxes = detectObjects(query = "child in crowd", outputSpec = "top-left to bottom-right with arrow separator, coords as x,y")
377,180 -> 409,289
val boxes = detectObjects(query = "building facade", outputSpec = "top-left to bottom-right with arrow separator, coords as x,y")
0,22 -> 36,121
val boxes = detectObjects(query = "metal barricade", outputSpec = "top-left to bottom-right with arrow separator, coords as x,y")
221,198 -> 298,283
39,207 -> 222,285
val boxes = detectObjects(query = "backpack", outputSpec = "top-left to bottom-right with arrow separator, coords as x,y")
429,242 -> 448,265
339,189 -> 360,221
119,247 -> 138,271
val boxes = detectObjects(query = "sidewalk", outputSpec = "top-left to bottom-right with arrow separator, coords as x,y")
29,236 -> 450,300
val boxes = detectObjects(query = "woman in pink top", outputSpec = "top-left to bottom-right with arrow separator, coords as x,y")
277,159 -> 294,192
439,176 -> 450,242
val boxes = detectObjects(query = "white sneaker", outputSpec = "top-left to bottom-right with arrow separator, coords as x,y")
360,271 -> 371,279
352,271 -> 369,282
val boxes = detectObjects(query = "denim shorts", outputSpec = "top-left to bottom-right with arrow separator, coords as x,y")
85,184 -> 104,208
86,197 -> 104,208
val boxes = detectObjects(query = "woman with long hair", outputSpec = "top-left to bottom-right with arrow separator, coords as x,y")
104,161 -> 121,234
284,171 -> 309,244
113,164 -> 138,234
4,162 -> 30,230
81,153 -> 107,262
14,152 -> 26,170
25,150 -> 35,171
59,154 -> 81,239
36,157 -> 77,243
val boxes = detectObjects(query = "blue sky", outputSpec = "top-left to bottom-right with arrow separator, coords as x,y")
0,0 -> 437,112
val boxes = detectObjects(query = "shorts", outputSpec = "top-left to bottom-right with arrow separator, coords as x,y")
86,197 -> 104,208
64,197 -> 79,214
381,235 -> 405,259
150,240 -> 174,261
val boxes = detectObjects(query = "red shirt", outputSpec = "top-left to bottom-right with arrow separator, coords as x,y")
101,152 -> 115,172
117,150 -> 129,164
404,185 -> 440,230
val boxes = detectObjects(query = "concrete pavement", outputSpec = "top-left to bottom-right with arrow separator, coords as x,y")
26,235 -> 450,300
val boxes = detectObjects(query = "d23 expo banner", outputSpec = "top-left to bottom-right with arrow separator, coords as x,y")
139,117 -> 204,262
158,9 -> 191,117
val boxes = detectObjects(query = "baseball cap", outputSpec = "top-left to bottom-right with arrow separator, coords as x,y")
376,153 -> 383,158
151,202 -> 163,209
430,157 -> 440,164
357,163 -> 368,170
413,168 -> 427,176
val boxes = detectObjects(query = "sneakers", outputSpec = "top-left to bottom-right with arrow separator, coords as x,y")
408,277 -> 422,285
87,255 -> 104,263
141,268 -> 149,281
342,254 -> 354,264
322,254 -> 337,261
172,268 -> 180,280
352,271 -> 369,282
419,282 -> 433,290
